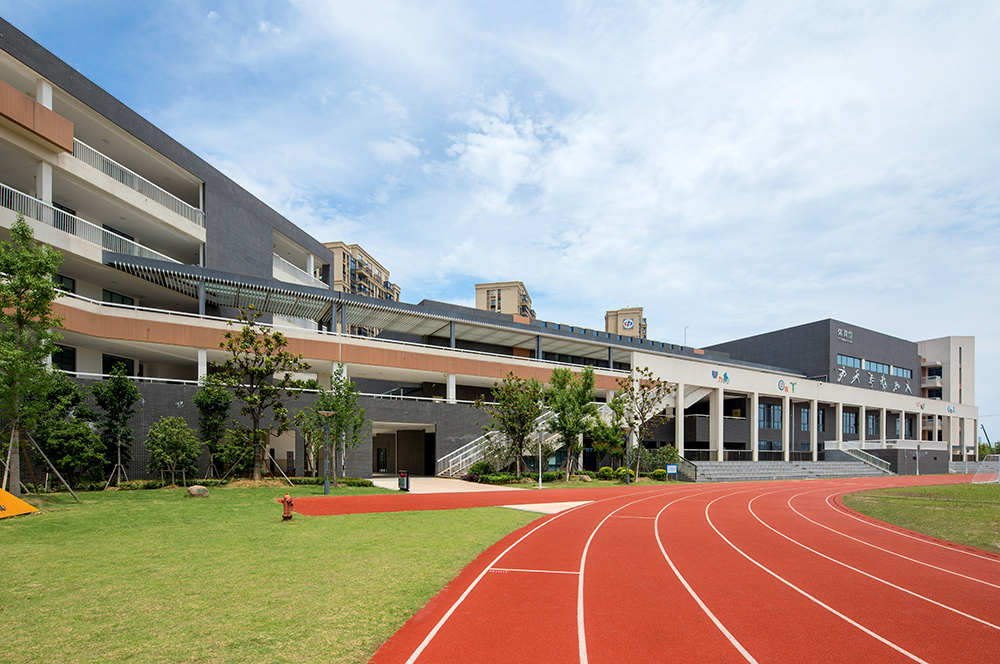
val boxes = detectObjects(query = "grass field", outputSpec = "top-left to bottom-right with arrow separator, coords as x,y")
2,484 -> 538,664
843,482 -> 1000,554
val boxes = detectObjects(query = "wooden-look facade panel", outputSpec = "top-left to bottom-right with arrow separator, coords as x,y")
0,78 -> 73,152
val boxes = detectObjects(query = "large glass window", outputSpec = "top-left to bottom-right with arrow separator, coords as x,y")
53,274 -> 75,293
926,366 -> 943,378
864,360 -> 889,374
928,388 -> 942,399
759,403 -> 782,429
800,407 -> 810,431
837,354 -> 862,369
818,409 -> 826,432
758,441 -> 782,451
843,411 -> 858,435
892,366 -> 913,379
867,412 -> 880,437
102,354 -> 135,376
52,345 -> 76,372
103,289 -> 134,306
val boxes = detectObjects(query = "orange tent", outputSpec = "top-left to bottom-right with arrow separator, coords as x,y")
0,488 -> 38,518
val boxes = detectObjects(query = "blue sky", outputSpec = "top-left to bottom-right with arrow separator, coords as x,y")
5,1 -> 999,437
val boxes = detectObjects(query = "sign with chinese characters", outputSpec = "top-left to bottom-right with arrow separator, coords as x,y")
837,328 -> 854,343
622,318 -> 635,330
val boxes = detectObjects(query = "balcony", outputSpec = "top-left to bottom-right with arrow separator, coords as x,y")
72,139 -> 204,227
921,375 -> 942,389
272,253 -> 326,289
1,182 -> 179,263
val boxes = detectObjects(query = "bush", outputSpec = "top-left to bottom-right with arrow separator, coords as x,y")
650,469 -> 667,481
614,466 -> 636,482
597,466 -> 614,480
479,473 -> 518,485
468,461 -> 495,476
287,476 -> 373,487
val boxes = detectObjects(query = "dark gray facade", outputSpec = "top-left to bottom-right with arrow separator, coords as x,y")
708,319 -> 921,397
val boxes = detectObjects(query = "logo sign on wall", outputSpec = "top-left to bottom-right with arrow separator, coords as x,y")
622,318 -> 635,329
837,328 -> 854,343
711,370 -> 730,384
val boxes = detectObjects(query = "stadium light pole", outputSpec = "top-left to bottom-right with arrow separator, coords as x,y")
319,411 -> 334,495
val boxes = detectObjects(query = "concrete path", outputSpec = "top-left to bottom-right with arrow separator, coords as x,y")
371,475 -> 527,494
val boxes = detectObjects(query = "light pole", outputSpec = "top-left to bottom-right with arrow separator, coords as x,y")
319,410 -> 334,495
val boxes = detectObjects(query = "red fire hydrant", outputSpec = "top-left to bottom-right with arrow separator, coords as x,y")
280,492 -> 294,521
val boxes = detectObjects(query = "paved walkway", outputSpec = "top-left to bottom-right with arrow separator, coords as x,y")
370,475 -> 527,494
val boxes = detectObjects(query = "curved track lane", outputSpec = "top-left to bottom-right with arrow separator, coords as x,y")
369,475 -> 998,664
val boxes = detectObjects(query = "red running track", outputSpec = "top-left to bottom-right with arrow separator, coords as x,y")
361,475 -> 1000,664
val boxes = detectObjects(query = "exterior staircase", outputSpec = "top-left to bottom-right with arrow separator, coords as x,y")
694,460 -> 891,483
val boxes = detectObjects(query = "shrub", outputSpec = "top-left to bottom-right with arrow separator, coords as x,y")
597,466 -> 614,480
650,469 -> 667,481
468,461 -> 494,476
460,473 -> 480,483
287,476 -> 373,487
614,466 -> 636,482
479,473 -> 518,485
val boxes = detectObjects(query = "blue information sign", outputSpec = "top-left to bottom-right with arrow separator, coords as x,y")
666,464 -> 678,474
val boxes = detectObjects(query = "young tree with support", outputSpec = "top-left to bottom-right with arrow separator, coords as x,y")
93,362 -> 142,487
297,364 -> 368,487
193,374 -> 232,478
616,366 -> 673,482
472,372 -> 544,477
0,214 -> 64,498
545,365 -> 598,481
212,306 -> 309,482
145,416 -> 202,485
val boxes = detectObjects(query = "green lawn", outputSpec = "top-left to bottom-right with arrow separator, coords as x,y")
843,482 -> 1000,554
2,485 -> 538,664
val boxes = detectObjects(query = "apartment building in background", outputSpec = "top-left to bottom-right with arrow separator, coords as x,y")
0,19 -> 979,482
605,306 -> 647,340
475,281 -> 535,319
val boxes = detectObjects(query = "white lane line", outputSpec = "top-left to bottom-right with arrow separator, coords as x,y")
577,495 -> 667,664
613,515 -> 656,519
402,487 -> 668,664
705,493 -> 932,664
826,492 -> 1000,565
653,493 -> 760,664
747,493 -> 1000,631
786,490 -> 1000,590
491,568 -> 580,575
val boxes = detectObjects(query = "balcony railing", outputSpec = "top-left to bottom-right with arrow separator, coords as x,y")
72,139 -> 205,228
272,253 -> 326,289
1,183 -> 179,263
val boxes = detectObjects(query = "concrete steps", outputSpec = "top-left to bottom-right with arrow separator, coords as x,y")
694,460 -> 890,483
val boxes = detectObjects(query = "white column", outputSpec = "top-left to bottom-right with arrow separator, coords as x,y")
711,388 -> 724,461
446,373 -> 456,404
782,395 -> 790,462
36,78 -> 53,109
859,405 -> 867,447
197,349 -> 207,379
810,399 -> 819,462
879,407 -> 887,449
932,413 -> 939,444
835,402 -> 844,445
899,410 -> 907,442
36,162 -> 52,204
751,392 -> 760,462
675,382 -> 685,459
306,253 -> 315,277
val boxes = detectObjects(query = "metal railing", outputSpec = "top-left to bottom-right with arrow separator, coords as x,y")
272,253 -> 326,289
72,139 -> 205,227
834,441 -> 893,473
676,457 -> 698,482
436,409 -> 562,478
1,183 -> 180,263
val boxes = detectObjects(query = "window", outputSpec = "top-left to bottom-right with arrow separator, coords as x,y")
843,411 -> 858,435
758,403 -> 782,429
864,360 -> 889,374
51,345 -> 76,372
928,388 -> 942,400
800,407 -> 810,431
758,441 -> 782,451
818,409 -> 825,432
53,274 -> 75,293
926,366 -> 943,378
102,354 -> 135,376
837,354 -> 861,369
103,290 -> 134,306
867,412 -> 880,436
892,367 -> 912,379
905,417 -> 914,438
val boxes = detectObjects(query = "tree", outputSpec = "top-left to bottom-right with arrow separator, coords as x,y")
545,366 -> 598,481
472,372 -> 544,477
590,393 -> 627,468
616,366 -> 673,481
146,416 -> 202,484
193,374 -> 232,478
30,371 -> 104,487
93,362 -> 142,485
0,214 -> 64,497
297,364 -> 368,485
212,306 -> 310,481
